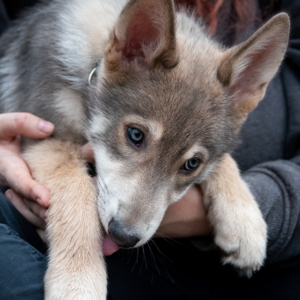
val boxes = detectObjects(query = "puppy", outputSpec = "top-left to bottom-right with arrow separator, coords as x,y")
0,0 -> 289,298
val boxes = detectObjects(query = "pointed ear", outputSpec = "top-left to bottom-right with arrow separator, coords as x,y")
218,13 -> 290,122
104,0 -> 177,75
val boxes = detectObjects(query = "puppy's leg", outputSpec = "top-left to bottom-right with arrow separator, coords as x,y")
202,154 -> 267,277
23,139 -> 106,300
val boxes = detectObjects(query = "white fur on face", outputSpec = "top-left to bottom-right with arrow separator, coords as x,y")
88,113 -> 110,139
93,143 -> 169,244
135,203 -> 166,246
92,144 -> 123,228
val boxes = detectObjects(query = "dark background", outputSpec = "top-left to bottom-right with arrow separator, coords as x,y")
0,0 -> 42,36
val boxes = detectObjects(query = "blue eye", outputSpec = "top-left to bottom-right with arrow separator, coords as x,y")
182,158 -> 200,172
127,127 -> 144,146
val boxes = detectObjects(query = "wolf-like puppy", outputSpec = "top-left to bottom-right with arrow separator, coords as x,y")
0,0 -> 289,298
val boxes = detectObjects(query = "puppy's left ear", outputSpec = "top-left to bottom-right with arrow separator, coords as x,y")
218,13 -> 290,123
104,0 -> 177,77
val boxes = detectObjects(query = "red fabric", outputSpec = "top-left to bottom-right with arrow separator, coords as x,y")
174,0 -> 275,37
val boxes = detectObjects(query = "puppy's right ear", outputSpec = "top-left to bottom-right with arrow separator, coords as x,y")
103,0 -> 177,79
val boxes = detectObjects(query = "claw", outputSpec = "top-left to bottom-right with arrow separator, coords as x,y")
222,247 -> 240,259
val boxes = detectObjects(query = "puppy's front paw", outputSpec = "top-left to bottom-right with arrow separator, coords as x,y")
212,193 -> 267,277
202,154 -> 267,277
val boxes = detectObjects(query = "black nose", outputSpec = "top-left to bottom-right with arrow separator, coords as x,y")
108,219 -> 140,248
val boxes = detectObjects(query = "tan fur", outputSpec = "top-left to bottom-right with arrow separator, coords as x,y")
202,154 -> 267,277
23,140 -> 107,299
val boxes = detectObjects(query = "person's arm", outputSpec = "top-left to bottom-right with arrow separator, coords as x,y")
234,0 -> 300,266
241,160 -> 300,265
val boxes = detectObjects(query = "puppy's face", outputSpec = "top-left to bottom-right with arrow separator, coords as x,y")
85,0 -> 289,248
87,69 -> 235,247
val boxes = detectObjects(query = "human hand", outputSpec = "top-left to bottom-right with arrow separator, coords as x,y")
0,113 -> 54,228
155,185 -> 212,238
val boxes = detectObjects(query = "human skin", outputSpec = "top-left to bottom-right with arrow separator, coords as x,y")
1,112 -> 211,238
0,113 -> 54,228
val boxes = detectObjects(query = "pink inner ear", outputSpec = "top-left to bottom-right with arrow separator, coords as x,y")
229,44 -> 270,100
122,13 -> 160,65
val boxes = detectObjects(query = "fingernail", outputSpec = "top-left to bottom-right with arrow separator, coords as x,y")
37,198 -> 43,206
45,217 -> 49,224
33,184 -> 50,208
5,191 -> 12,200
38,120 -> 54,134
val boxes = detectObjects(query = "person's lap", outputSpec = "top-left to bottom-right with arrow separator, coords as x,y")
0,187 -> 47,300
1,187 -> 300,300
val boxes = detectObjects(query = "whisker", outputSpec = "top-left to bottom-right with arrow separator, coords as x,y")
147,243 -> 160,275
127,248 -> 134,265
150,240 -> 174,283
139,245 -> 145,273
155,232 -> 186,247
142,245 -> 147,269
132,247 -> 139,272
150,239 -> 172,263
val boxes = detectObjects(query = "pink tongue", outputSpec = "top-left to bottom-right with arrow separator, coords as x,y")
103,232 -> 119,256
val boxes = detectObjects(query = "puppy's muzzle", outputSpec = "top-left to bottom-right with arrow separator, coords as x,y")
108,219 -> 140,248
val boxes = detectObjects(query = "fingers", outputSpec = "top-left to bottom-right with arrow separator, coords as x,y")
0,113 -> 54,140
81,143 -> 95,162
2,153 -> 50,207
5,189 -> 47,229
0,113 -> 52,206
23,198 -> 48,221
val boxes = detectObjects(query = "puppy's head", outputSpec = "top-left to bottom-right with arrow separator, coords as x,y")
86,0 -> 289,248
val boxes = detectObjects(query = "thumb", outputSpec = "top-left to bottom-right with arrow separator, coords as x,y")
0,113 -> 54,139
